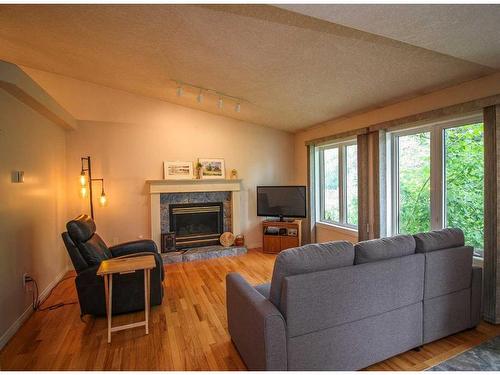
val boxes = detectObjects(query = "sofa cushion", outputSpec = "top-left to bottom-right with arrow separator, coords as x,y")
67,214 -> 96,243
77,233 -> 112,266
354,235 -> 415,264
269,241 -> 354,308
413,228 -> 464,253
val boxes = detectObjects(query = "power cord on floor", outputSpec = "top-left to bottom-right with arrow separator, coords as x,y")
26,275 -> 78,312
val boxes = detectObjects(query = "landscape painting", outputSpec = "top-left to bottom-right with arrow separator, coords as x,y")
199,158 -> 225,179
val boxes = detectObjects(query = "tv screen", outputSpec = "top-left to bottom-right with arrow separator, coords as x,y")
257,186 -> 307,219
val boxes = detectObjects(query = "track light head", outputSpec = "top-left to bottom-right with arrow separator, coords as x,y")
218,97 -> 223,110
176,85 -> 183,97
197,90 -> 203,103
235,103 -> 241,113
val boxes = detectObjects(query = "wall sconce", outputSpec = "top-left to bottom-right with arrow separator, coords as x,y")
80,156 -> 108,219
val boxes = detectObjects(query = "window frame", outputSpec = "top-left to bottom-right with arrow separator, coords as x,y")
386,113 -> 484,256
317,138 -> 358,230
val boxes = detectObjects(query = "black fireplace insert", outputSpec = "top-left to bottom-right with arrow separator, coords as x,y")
168,202 -> 223,250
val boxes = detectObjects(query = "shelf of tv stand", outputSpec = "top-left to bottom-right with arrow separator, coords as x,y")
262,220 -> 302,254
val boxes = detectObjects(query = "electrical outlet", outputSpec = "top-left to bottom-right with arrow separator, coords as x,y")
138,234 -> 144,239
23,273 -> 30,289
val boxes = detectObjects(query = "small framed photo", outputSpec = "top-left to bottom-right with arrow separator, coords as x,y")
199,158 -> 226,179
163,161 -> 194,180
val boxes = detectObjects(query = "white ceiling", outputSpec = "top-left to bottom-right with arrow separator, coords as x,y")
0,5 -> 498,132
277,4 -> 500,69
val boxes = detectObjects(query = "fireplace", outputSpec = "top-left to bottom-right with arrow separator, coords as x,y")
168,202 -> 224,250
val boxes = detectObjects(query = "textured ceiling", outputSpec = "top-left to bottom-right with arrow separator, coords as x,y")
0,5 -> 496,132
278,4 -> 500,69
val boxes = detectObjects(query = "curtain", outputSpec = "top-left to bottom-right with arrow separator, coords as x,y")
357,131 -> 381,242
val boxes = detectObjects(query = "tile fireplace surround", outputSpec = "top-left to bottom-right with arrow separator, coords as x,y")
147,179 -> 242,250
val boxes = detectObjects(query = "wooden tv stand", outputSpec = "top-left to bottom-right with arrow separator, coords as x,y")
262,220 -> 302,254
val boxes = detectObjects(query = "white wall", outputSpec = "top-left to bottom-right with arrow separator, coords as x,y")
0,89 -> 68,344
23,68 -> 295,249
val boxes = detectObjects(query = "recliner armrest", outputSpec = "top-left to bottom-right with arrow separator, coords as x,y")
75,264 -> 102,287
109,239 -> 158,257
226,273 -> 287,370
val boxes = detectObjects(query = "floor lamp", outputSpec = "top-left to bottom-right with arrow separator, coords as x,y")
80,156 -> 107,219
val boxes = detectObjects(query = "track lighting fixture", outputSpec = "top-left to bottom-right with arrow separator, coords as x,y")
171,80 -> 246,112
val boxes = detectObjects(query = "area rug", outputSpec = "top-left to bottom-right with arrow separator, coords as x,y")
428,335 -> 500,371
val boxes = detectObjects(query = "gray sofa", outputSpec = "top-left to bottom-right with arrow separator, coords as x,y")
226,228 -> 482,370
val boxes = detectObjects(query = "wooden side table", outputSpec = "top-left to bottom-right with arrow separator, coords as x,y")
97,255 -> 156,343
262,220 -> 302,253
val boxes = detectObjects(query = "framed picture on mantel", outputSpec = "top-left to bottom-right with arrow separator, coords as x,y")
199,158 -> 225,179
163,161 -> 194,180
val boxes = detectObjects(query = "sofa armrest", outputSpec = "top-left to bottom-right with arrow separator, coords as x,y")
470,265 -> 483,327
226,273 -> 287,370
109,239 -> 158,257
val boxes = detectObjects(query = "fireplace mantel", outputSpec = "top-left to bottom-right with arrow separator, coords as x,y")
146,179 -> 242,250
147,179 -> 242,194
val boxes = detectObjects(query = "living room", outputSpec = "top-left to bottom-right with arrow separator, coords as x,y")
1,2 -> 500,372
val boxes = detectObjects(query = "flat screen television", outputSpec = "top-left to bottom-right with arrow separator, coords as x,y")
257,186 -> 307,220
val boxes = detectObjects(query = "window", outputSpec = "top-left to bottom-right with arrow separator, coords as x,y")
393,130 -> 431,234
388,115 -> 484,257
444,123 -> 484,257
318,140 -> 358,228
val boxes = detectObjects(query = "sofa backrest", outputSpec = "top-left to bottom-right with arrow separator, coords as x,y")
354,234 -> 416,264
281,253 -> 425,338
269,241 -> 354,309
413,227 -> 464,253
61,231 -> 88,272
413,228 -> 472,298
412,228 -> 474,343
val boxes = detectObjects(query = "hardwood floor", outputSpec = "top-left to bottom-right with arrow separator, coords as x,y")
1,248 -> 499,370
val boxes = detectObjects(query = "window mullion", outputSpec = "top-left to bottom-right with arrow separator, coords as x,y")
339,145 -> 346,224
319,149 -> 325,221
391,135 -> 400,235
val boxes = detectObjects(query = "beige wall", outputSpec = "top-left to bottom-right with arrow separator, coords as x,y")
316,224 -> 358,244
295,72 -> 500,243
23,68 -> 295,249
0,89 -> 68,344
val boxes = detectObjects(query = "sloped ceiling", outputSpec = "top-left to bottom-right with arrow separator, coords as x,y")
278,4 -> 500,69
0,4 -> 497,132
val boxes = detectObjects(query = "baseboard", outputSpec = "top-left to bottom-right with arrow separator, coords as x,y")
0,266 -> 70,351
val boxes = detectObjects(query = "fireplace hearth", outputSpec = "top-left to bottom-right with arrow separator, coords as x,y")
168,202 -> 223,250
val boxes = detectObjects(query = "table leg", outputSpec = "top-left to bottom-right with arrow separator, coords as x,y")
147,269 -> 151,327
108,274 -> 113,343
104,275 -> 109,343
144,269 -> 149,335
